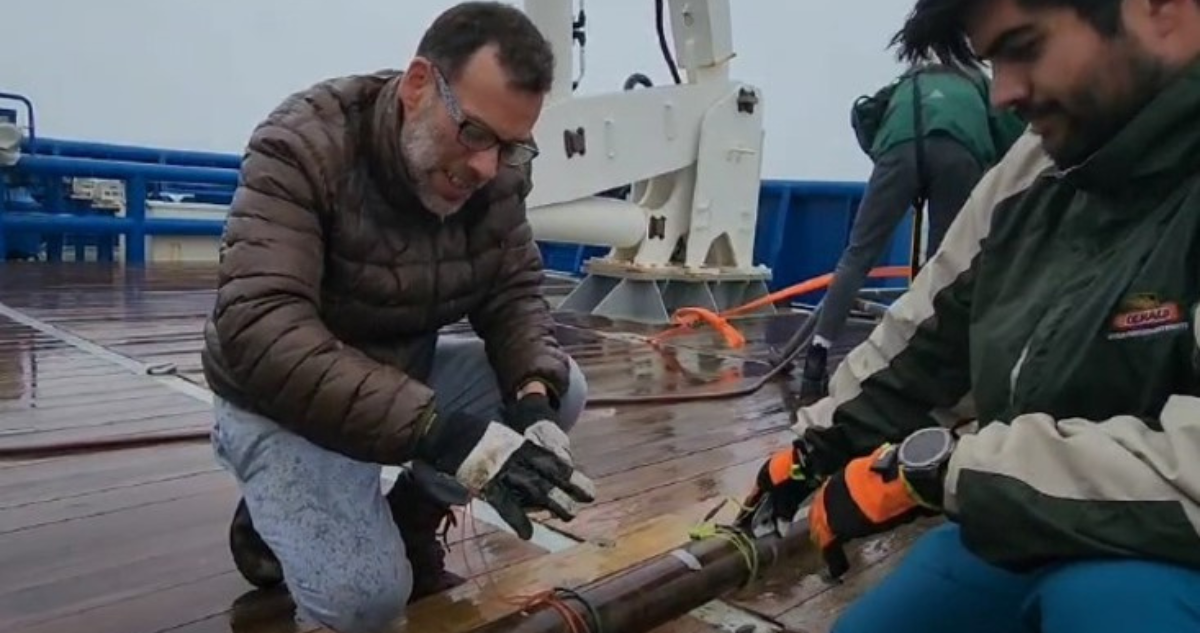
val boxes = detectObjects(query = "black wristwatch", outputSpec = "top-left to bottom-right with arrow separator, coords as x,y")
897,426 -> 956,508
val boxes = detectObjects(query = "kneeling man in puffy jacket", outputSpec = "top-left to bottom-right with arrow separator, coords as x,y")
199,3 -> 595,631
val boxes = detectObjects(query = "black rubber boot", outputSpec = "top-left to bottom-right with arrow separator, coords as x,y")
387,470 -> 467,602
797,343 -> 830,406
228,497 -> 284,589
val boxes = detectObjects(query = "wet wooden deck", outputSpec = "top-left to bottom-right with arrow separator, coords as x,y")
0,262 -> 918,633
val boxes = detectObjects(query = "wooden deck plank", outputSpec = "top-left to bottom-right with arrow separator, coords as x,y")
567,403 -> 789,481
0,468 -> 229,535
0,486 -> 238,595
0,394 -> 208,432
0,410 -> 212,452
557,458 -> 762,544
0,443 -> 221,512
0,360 -> 137,383
542,381 -> 793,543
0,314 -> 212,453
1,474 -> 537,633
554,427 -> 790,538
0,345 -> 126,371
0,382 -> 175,413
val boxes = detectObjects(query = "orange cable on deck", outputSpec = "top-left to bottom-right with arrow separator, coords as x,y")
505,588 -> 598,633
647,265 -> 912,350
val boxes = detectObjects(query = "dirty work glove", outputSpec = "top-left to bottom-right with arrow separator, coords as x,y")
504,393 -> 574,465
809,443 -> 939,579
738,439 -> 822,535
416,410 -> 595,541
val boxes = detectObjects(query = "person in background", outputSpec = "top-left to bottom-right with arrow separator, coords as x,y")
795,59 -> 1025,404
743,0 -> 1200,630
200,3 -> 596,632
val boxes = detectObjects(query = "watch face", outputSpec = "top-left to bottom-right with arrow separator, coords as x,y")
899,427 -> 952,469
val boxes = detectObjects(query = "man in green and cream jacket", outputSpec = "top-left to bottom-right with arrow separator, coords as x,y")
742,0 -> 1200,630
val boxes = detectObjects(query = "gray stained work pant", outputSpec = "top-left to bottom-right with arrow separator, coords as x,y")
814,136 -> 984,345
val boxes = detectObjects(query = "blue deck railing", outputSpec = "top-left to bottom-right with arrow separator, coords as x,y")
0,147 -> 237,263
0,129 -> 915,296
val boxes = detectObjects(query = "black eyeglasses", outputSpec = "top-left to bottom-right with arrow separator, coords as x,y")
432,67 -> 539,167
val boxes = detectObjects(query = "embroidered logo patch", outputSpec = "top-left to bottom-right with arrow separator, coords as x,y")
1107,293 -> 1188,340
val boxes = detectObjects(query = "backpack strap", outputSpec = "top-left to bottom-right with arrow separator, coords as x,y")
911,72 -> 928,203
909,71 -> 929,277
956,67 -> 1005,163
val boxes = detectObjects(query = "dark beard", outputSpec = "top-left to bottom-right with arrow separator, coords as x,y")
1024,48 -> 1173,167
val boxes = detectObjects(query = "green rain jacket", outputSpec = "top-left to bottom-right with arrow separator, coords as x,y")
871,67 -> 1026,167
796,59 -> 1200,571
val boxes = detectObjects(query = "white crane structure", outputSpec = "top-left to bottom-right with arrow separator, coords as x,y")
523,0 -> 773,324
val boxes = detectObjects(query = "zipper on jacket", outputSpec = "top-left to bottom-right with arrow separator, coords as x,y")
428,216 -> 443,330
1009,341 -> 1030,410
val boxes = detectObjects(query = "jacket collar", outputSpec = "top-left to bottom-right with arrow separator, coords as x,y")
365,72 -> 427,216
1063,57 -> 1200,194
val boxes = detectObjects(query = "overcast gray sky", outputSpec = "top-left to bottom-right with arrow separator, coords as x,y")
1,0 -> 914,181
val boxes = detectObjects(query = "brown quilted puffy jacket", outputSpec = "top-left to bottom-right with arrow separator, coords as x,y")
200,69 -> 570,465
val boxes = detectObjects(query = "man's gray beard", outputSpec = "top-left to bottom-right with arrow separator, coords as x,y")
400,116 -> 467,218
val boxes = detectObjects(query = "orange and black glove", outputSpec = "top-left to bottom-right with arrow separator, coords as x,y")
737,439 -> 823,535
808,442 -> 943,579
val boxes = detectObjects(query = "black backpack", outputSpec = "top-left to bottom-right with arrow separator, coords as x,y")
850,69 -> 922,158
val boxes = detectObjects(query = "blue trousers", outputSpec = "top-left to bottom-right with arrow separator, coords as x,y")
834,523 -> 1200,633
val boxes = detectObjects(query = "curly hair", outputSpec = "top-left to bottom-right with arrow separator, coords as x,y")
890,0 -> 1128,66
416,1 -> 555,94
